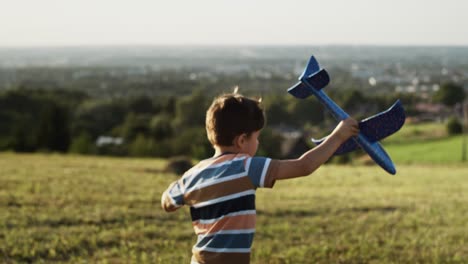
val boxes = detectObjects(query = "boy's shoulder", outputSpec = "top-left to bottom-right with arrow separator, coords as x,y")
181,153 -> 252,178
177,153 -> 275,195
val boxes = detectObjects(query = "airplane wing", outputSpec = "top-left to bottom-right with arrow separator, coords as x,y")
312,100 -> 405,155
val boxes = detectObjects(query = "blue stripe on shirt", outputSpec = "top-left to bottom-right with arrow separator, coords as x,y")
184,159 -> 246,190
190,194 -> 256,221
247,157 -> 269,188
196,233 -> 255,249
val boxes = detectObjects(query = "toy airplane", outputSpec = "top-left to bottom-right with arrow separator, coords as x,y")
287,56 -> 405,175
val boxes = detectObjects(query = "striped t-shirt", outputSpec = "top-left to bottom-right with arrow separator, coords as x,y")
161,153 -> 279,264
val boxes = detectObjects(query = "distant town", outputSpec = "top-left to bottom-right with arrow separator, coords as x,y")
1,45 -> 467,94
0,46 -> 466,158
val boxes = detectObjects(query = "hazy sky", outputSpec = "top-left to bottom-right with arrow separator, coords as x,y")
1,0 -> 467,46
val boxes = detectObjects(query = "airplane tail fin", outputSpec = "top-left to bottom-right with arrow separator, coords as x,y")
299,56 -> 320,80
288,69 -> 330,99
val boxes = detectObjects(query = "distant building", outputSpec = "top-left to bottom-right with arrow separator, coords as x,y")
273,127 -> 312,159
413,103 -> 451,122
96,136 -> 123,147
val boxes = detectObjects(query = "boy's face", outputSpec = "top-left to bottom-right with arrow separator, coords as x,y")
241,130 -> 260,156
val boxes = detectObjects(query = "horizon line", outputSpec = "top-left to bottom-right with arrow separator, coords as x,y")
1,43 -> 468,49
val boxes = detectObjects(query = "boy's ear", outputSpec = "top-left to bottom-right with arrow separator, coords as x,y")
233,133 -> 246,149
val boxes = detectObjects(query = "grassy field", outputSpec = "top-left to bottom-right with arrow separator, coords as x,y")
385,135 -> 465,164
381,122 -> 467,164
1,152 -> 467,263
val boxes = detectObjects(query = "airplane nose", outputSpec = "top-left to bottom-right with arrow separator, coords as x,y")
356,134 -> 396,175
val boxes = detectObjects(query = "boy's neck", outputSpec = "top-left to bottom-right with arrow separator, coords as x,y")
213,145 -> 243,157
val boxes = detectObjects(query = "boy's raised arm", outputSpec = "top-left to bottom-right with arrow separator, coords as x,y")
273,118 -> 359,180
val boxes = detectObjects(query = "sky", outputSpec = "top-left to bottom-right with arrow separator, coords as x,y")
1,0 -> 467,47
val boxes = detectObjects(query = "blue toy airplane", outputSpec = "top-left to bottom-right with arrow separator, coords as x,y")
287,56 -> 405,175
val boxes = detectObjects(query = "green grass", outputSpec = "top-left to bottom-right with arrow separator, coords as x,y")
380,122 -> 467,164
385,135 -> 466,164
383,122 -> 448,144
1,153 -> 467,263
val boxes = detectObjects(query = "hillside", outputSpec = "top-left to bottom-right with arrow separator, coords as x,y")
0,153 -> 466,263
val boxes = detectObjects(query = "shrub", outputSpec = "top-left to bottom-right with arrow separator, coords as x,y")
165,156 -> 193,175
331,153 -> 352,164
446,117 -> 463,135
69,133 -> 96,154
129,134 -> 154,157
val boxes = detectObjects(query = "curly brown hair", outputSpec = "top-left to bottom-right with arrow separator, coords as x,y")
206,93 -> 265,146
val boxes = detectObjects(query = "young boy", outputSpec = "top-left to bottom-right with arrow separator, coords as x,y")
161,93 -> 359,264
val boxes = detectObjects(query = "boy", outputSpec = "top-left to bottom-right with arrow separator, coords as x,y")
161,93 -> 359,264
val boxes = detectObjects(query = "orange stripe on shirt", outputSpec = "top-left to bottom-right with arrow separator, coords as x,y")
184,176 -> 254,206
192,251 -> 250,264
192,213 -> 256,235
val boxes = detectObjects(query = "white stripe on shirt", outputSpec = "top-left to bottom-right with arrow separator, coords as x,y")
183,157 -> 247,186
259,158 -> 271,187
193,246 -> 251,253
194,210 -> 256,224
245,157 -> 252,173
192,189 -> 256,208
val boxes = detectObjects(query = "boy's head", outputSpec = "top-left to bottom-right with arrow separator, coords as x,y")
206,93 -> 265,147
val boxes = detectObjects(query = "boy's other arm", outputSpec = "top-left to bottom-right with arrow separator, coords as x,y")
161,181 -> 185,212
273,118 -> 359,180
161,191 -> 179,212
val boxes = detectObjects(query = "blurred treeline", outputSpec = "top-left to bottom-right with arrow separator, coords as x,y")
0,83 -> 422,160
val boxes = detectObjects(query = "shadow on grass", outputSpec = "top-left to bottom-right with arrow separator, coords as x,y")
257,209 -> 320,217
5,214 -> 172,229
258,206 -> 400,217
341,206 -> 398,214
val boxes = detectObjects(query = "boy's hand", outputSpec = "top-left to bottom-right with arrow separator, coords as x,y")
331,118 -> 359,142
